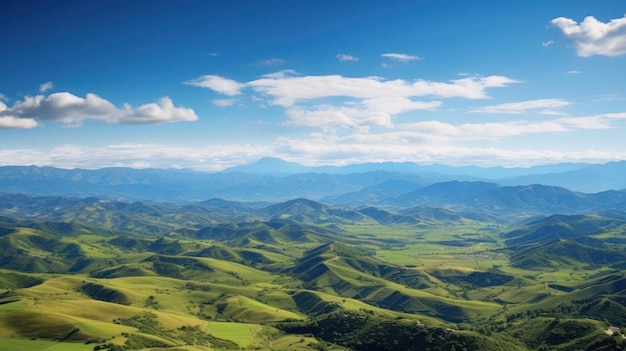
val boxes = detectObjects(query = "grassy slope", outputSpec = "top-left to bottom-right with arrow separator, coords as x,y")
1,200 -> 626,350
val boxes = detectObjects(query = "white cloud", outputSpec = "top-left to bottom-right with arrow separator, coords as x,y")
336,54 -> 359,61
567,70 -> 582,74
273,131 -> 626,168
272,112 -> 626,166
39,81 -> 54,93
0,93 -> 8,102
470,98 -> 571,114
118,97 -> 198,124
0,100 -> 38,128
0,116 -> 38,129
0,93 -> 198,127
0,143 -> 272,172
212,98 -> 237,107
189,72 -> 518,131
207,52 -> 219,56
281,98 -> 440,131
542,40 -> 554,47
551,15 -> 626,57
184,75 -> 244,96
245,73 -> 518,106
3,112 -> 626,169
260,69 -> 298,79
381,53 -> 421,62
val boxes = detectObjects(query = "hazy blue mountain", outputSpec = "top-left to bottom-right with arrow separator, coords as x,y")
221,157 -> 314,175
389,181 -> 501,207
504,161 -> 626,193
383,181 -> 626,216
322,179 -> 428,207
222,157 -> 590,178
1,161 -> 626,204
0,166 -> 425,202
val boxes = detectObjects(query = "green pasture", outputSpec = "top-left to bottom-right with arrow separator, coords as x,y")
0,339 -> 95,351
205,321 -> 263,348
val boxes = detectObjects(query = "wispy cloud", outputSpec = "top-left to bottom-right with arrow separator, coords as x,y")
470,98 -> 571,114
567,70 -> 582,74
381,53 -> 421,62
551,15 -> 626,57
212,98 -> 237,107
39,81 -> 54,93
282,99 -> 441,131
0,143 -> 273,172
542,40 -> 554,47
246,73 -> 518,106
184,75 -> 244,96
0,93 -> 8,103
207,52 -> 219,57
336,54 -> 359,62
253,58 -> 286,66
0,93 -> 198,128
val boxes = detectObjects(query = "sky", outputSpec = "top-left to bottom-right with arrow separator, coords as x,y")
1,0 -> 626,171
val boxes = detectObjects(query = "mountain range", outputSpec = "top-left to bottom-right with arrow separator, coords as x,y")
3,164 -> 626,350
2,159 -> 626,204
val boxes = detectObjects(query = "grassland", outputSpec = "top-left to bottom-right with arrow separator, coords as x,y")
1,197 -> 625,350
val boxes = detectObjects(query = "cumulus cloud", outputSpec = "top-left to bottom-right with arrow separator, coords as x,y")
118,97 -> 198,124
470,98 -> 571,114
336,54 -> 359,61
39,81 -> 54,93
0,92 -> 198,127
551,15 -> 626,57
0,117 -> 38,129
184,75 -> 244,96
189,71 -> 518,131
381,53 -> 421,62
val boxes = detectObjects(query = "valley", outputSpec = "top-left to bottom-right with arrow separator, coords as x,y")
1,165 -> 626,350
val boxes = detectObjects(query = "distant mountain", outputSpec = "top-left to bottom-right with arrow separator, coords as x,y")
223,157 -> 591,178
322,179 -> 428,207
2,161 -> 626,206
0,166 -> 266,202
0,166 -> 430,202
221,157 -> 313,175
502,213 -> 626,246
389,181 -> 501,207
384,181 -> 626,217
505,161 -> 626,193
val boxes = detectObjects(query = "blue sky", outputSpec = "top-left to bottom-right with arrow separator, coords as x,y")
1,0 -> 625,171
